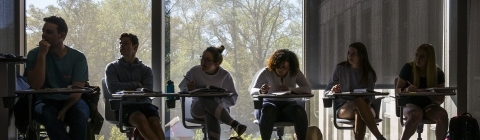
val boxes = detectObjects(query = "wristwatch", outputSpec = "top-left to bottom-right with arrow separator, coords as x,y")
259,89 -> 263,94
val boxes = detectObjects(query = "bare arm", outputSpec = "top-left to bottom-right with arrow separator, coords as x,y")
324,66 -> 339,95
429,83 -> 446,104
27,40 -> 51,89
396,77 -> 408,92
27,54 -> 47,89
56,81 -> 85,122
61,82 -> 85,111
249,69 -> 266,95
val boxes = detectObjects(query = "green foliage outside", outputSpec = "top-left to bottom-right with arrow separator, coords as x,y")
26,0 -> 303,139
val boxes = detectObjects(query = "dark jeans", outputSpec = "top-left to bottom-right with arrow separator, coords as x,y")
255,100 -> 308,140
34,99 -> 89,140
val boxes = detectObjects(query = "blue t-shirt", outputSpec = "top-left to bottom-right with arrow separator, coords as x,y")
25,46 -> 89,100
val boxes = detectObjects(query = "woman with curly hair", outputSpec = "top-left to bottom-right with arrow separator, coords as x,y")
249,49 -> 311,140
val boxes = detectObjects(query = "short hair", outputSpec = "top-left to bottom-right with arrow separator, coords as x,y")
204,45 -> 225,64
119,33 -> 139,45
266,49 -> 300,77
43,16 -> 68,34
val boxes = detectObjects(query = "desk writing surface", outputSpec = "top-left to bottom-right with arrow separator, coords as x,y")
112,92 -> 233,98
177,92 -> 233,97
396,92 -> 456,96
0,58 -> 27,64
424,87 -> 457,91
255,94 -> 314,98
328,92 -> 389,96
112,93 -> 179,98
120,91 -> 163,94
15,88 -> 91,94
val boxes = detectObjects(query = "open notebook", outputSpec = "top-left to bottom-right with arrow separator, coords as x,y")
186,85 -> 227,94
425,87 -> 456,93
271,91 -> 291,95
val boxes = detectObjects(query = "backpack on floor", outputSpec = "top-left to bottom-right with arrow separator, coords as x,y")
448,113 -> 480,140
13,73 -> 32,134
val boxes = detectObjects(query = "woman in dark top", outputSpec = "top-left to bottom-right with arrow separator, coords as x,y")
325,42 -> 385,140
396,44 -> 448,140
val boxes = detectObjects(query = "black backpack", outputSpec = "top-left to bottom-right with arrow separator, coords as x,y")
13,74 -> 33,134
448,113 -> 480,140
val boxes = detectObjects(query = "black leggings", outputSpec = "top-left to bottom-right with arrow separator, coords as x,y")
255,101 -> 308,140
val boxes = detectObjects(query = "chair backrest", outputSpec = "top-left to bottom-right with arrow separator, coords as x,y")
371,97 -> 383,119
101,78 -> 119,123
181,97 -> 194,120
394,77 -> 401,117
296,99 -> 306,108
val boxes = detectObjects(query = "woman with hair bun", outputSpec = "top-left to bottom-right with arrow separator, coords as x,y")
179,45 -> 246,140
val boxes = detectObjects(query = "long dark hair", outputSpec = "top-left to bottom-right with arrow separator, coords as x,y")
338,42 -> 377,85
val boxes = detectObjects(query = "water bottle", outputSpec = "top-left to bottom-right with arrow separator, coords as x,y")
166,80 -> 175,108
166,80 -> 174,100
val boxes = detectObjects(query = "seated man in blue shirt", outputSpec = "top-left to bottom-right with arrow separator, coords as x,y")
25,16 -> 90,140
105,33 -> 165,140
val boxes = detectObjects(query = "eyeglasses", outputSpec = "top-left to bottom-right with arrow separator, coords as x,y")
200,56 -> 214,62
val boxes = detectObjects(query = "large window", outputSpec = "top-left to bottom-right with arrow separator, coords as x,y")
165,0 -> 303,139
25,0 -> 303,139
26,0 -> 152,139
316,0 -> 454,140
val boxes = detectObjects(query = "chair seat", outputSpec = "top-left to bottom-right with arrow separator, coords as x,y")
403,118 -> 435,124
107,120 -> 119,124
34,118 -> 92,125
253,120 -> 295,126
186,118 -> 205,125
273,122 -> 295,126
336,118 -> 383,124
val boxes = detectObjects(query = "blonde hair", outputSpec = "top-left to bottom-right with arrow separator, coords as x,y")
410,44 -> 437,88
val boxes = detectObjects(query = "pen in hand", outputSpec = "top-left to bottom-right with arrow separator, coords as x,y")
405,80 -> 417,92
183,75 -> 191,82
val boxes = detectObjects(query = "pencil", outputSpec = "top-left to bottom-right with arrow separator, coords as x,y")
183,75 -> 191,82
407,80 -> 413,86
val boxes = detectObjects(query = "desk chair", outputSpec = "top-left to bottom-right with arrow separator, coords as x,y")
331,97 -> 384,129
253,98 -> 306,140
30,85 -> 101,140
180,97 -> 208,140
101,79 -> 135,139
394,78 -> 435,140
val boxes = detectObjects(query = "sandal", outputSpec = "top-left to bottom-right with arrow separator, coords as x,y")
233,123 -> 247,136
